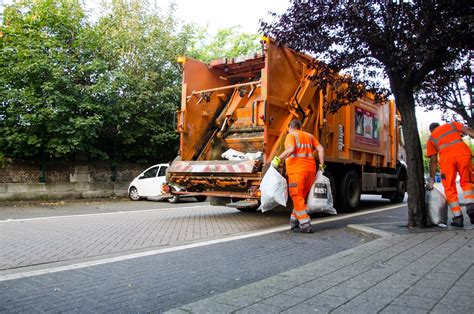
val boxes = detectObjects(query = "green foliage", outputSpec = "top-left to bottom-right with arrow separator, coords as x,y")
0,0 -> 102,158
0,0 -> 262,164
416,58 -> 473,128
89,0 -> 190,163
187,26 -> 260,63
419,130 -> 432,174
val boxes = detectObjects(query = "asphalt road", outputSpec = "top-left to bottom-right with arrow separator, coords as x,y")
0,195 -> 409,312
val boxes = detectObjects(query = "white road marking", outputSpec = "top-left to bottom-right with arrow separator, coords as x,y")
0,203 -> 405,282
0,205 -> 211,223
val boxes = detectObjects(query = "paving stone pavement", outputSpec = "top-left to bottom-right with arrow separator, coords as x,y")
166,226 -> 474,314
0,205 -> 289,271
0,227 -> 371,312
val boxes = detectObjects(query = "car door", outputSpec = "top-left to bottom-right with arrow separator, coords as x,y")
154,165 -> 168,196
136,166 -> 159,197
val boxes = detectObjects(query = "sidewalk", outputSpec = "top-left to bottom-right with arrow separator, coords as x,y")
166,223 -> 474,313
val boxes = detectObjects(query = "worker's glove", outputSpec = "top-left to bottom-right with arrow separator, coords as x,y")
426,177 -> 435,190
318,163 -> 326,174
271,156 -> 281,168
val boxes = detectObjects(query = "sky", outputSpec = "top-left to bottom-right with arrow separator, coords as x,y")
80,0 -> 291,34
171,0 -> 290,34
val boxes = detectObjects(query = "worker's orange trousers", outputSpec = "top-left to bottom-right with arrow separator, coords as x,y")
288,171 -> 316,226
440,154 -> 474,216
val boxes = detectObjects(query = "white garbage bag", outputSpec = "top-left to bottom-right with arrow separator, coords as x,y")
307,172 -> 337,215
222,149 -> 263,161
258,166 -> 288,212
221,148 -> 248,161
425,186 -> 448,227
245,151 -> 263,161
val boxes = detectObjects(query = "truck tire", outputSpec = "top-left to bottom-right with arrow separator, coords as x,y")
390,174 -> 406,204
338,170 -> 361,212
195,195 -> 207,202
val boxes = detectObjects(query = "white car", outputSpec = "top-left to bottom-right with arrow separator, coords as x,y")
128,163 -> 169,201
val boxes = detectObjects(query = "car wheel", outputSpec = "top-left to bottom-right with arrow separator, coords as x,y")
129,187 -> 140,201
168,195 -> 180,203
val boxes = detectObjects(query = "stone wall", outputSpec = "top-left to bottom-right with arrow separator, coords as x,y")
0,161 -> 154,201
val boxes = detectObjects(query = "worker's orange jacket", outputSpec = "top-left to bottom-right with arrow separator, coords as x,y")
284,130 -> 320,174
426,122 -> 472,159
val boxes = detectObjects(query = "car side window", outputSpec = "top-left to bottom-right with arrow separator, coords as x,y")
158,166 -> 167,177
142,166 -> 159,179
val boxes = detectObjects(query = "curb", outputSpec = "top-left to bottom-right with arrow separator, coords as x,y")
346,223 -> 396,239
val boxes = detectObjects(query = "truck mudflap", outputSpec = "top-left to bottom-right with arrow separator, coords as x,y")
168,160 -> 260,174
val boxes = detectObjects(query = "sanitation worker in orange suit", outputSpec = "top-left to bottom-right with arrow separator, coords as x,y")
426,122 -> 474,227
271,119 -> 325,233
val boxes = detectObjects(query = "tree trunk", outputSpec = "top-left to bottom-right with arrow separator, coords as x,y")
392,86 -> 427,228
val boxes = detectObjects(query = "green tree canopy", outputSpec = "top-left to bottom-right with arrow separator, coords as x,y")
416,58 -> 473,128
0,0 -> 102,158
89,0 -> 191,163
0,0 -> 265,165
188,26 -> 260,63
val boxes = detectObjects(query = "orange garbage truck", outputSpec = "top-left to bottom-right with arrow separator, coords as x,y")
163,38 -> 407,212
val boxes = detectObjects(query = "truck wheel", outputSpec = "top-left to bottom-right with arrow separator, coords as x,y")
390,179 -> 406,204
339,170 -> 361,212
129,187 -> 140,201
168,195 -> 180,204
195,195 -> 207,202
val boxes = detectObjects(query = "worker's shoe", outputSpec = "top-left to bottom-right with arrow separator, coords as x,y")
293,227 -> 313,233
293,225 -> 313,233
450,215 -> 464,228
466,204 -> 474,224
290,220 -> 300,231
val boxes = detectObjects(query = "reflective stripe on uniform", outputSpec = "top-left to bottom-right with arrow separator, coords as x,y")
464,190 -> 474,196
293,134 -> 314,148
448,201 -> 460,210
294,208 -> 310,222
289,153 -> 314,158
430,123 -> 460,151
438,139 -> 464,151
287,132 -> 314,160
294,208 -> 308,215
297,217 -> 310,224
464,190 -> 474,204
294,132 -> 300,147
